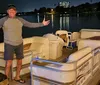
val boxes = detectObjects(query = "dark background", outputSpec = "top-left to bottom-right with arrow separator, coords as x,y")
0,0 -> 100,12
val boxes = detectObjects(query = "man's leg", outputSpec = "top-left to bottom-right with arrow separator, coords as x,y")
4,43 -> 14,78
5,60 -> 12,78
14,59 -> 22,80
14,43 -> 25,83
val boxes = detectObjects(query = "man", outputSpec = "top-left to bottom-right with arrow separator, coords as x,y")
0,4 -> 50,83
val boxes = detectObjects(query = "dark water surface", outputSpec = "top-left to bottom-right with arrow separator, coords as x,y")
0,13 -> 100,42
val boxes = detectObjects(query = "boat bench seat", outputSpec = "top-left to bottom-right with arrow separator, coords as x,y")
80,29 -> 100,39
72,29 -> 100,46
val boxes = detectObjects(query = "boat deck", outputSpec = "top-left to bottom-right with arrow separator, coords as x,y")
9,47 -> 100,85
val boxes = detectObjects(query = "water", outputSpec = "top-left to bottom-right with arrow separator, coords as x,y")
0,13 -> 100,42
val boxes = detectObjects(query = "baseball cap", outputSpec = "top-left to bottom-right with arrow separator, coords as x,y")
7,4 -> 17,10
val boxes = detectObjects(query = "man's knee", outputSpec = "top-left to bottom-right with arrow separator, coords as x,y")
17,59 -> 22,66
6,60 -> 12,67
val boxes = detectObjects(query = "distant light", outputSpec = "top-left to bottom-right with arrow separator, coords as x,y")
3,14 -> 6,16
18,14 -> 21,15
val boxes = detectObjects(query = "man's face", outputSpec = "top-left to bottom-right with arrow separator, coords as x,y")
7,8 -> 17,18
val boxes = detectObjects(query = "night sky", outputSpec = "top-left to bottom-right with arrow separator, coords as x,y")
0,0 -> 100,12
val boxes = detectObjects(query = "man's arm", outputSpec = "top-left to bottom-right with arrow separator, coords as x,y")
0,17 -> 8,28
18,17 -> 49,28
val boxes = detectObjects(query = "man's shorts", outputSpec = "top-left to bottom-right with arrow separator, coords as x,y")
4,43 -> 24,60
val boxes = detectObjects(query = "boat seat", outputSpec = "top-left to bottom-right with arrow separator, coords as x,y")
67,46 -> 92,65
55,30 -> 69,47
0,43 -> 5,74
31,36 -> 50,60
78,39 -> 100,50
69,32 -> 80,48
80,29 -> 100,39
43,34 -> 64,59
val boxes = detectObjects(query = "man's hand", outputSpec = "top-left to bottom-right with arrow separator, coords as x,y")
42,18 -> 50,26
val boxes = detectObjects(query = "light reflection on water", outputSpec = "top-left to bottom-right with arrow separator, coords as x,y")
59,14 -> 69,31
21,13 -> 100,35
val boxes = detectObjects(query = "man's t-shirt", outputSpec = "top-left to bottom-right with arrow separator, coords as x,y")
0,16 -> 44,46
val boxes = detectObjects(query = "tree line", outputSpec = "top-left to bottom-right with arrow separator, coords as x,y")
34,2 -> 100,14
